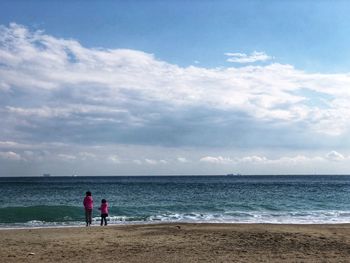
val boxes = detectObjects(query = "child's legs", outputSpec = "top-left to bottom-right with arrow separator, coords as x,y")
85,209 -> 92,225
85,209 -> 89,224
88,209 -> 92,224
101,214 -> 108,226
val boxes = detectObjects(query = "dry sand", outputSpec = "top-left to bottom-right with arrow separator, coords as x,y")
1,223 -> 350,262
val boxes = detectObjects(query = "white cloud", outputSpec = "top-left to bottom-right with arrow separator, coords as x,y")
108,155 -> 121,164
133,159 -> 142,165
1,23 -> 349,139
58,154 -> 76,161
199,155 -> 270,165
0,151 -> 22,160
0,141 -> 38,150
225,51 -> 272,63
177,157 -> 189,163
79,152 -> 96,160
326,151 -> 345,162
143,159 -> 167,165
2,20 -> 350,174
276,155 -> 320,163
145,159 -> 158,165
141,158 -> 166,165
1,137 -> 350,175
199,154 -> 331,166
200,156 -> 234,164
238,155 -> 268,163
0,141 -> 20,148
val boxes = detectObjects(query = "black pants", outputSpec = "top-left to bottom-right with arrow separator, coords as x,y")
101,213 -> 108,226
85,209 -> 92,226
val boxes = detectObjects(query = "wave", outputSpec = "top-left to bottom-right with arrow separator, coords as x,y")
143,210 -> 350,224
0,205 -> 81,223
2,207 -> 350,228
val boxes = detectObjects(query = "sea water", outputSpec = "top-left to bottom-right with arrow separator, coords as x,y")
1,175 -> 350,228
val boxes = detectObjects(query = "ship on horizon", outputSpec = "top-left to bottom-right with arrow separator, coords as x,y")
226,173 -> 242,176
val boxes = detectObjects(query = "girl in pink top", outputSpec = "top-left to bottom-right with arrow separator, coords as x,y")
83,191 -> 93,226
98,199 -> 109,226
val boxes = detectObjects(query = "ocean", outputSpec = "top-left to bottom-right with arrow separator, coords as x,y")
1,175 -> 350,228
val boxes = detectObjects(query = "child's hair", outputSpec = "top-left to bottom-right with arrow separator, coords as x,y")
101,199 -> 107,203
86,191 -> 92,196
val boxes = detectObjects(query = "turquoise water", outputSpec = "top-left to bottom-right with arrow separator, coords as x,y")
1,175 -> 350,228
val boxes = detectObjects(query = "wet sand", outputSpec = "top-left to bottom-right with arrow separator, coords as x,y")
1,223 -> 350,262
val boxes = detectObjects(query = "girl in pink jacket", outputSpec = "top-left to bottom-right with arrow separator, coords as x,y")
83,191 -> 93,226
99,199 -> 109,226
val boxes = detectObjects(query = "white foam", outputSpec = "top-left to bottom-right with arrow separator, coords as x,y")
2,210 -> 350,229
146,210 -> 350,224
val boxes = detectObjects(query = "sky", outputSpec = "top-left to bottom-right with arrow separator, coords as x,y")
1,0 -> 350,176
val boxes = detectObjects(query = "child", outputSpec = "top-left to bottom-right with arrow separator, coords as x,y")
98,199 -> 109,226
83,191 -> 93,226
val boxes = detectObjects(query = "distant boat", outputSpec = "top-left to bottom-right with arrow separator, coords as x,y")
226,173 -> 242,176
72,174 -> 78,177
42,173 -> 51,177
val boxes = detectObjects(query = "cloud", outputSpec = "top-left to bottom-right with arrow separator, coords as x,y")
108,155 -> 121,164
144,158 -> 168,165
0,138 -> 349,175
133,159 -> 142,165
57,154 -> 76,161
0,151 -> 22,161
1,23 -> 350,155
177,157 -> 189,163
199,155 -> 268,165
145,159 -> 158,165
225,51 -> 272,63
0,141 -> 21,148
79,152 -> 96,160
199,154 -> 331,166
239,155 -> 268,163
326,151 -> 345,162
200,156 -> 234,164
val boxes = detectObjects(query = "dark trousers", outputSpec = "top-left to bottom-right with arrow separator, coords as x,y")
85,209 -> 92,226
101,213 -> 108,226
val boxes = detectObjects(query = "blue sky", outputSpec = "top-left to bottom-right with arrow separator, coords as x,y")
1,0 -> 350,72
1,1 -> 350,175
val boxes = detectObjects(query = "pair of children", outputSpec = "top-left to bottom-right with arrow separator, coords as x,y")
83,191 -> 109,226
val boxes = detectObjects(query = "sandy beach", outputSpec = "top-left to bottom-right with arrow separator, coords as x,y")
1,223 -> 350,262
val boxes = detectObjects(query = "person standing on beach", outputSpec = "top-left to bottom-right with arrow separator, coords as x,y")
83,191 -> 93,226
98,199 -> 109,226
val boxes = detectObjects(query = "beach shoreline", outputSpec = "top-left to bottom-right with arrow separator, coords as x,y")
1,221 -> 350,231
1,222 -> 350,262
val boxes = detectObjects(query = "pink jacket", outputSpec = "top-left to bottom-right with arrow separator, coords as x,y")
99,203 -> 108,214
83,196 -> 93,210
